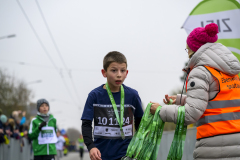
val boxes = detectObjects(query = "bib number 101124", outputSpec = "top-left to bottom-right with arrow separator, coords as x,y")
97,117 -> 130,126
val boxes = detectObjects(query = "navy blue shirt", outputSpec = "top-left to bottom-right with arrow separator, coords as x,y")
81,84 -> 143,160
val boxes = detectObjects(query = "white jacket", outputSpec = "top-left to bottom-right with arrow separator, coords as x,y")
159,43 -> 240,160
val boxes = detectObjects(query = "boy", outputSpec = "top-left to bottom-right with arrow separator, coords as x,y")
28,99 -> 58,160
0,114 -> 7,143
81,51 -> 144,160
55,130 -> 65,160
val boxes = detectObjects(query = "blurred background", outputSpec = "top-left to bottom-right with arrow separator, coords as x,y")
0,0 -> 202,132
1,0 -> 240,159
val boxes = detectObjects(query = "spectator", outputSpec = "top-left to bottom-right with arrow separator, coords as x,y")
7,118 -> 15,137
10,110 -> 26,131
0,110 -> 30,145
0,114 -> 7,130
20,111 -> 26,125
0,114 -> 7,143
13,126 -> 20,139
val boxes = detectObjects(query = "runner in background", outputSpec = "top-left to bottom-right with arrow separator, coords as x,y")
78,134 -> 84,160
28,99 -> 58,160
55,130 -> 65,160
60,129 -> 69,156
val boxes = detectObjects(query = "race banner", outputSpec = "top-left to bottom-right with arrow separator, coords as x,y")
182,0 -> 240,76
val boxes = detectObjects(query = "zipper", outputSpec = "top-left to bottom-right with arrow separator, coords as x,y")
46,117 -> 53,155
47,120 -> 49,155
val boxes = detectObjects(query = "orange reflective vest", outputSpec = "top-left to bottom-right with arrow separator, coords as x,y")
195,66 -> 240,139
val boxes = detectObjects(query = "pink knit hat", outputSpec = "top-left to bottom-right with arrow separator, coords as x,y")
187,23 -> 219,52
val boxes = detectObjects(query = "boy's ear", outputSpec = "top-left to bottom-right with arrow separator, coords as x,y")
126,70 -> 129,77
101,69 -> 107,78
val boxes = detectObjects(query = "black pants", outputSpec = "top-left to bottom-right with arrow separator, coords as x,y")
34,155 -> 55,160
79,148 -> 84,158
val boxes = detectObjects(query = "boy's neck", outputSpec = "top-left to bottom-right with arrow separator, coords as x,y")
37,112 -> 49,116
103,83 -> 121,92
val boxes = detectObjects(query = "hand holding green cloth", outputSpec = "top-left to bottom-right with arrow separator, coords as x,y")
122,103 -> 164,160
122,102 -> 187,160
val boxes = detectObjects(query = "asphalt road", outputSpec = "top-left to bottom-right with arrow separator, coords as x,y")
61,152 -> 90,160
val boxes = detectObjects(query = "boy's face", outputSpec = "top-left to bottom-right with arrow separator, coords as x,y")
57,131 -> 60,137
102,62 -> 128,89
39,103 -> 49,114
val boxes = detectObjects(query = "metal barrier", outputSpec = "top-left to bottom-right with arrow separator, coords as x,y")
0,138 -> 33,160
157,127 -> 197,160
0,128 -> 197,160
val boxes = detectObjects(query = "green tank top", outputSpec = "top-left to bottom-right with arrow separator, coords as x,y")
78,138 -> 84,149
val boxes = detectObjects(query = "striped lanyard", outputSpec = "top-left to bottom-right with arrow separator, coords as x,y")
167,105 -> 187,160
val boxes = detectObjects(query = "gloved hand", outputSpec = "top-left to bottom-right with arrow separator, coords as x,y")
38,121 -> 47,131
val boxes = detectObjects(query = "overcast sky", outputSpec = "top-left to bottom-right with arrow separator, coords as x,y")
0,0 -> 201,131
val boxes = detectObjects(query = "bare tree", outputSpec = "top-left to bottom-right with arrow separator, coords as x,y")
67,128 -> 81,142
0,68 -> 32,118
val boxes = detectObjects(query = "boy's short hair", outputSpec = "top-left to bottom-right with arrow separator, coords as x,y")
103,51 -> 127,71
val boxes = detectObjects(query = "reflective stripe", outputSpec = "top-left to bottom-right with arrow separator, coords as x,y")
207,99 -> 240,109
197,111 -> 240,126
196,119 -> 240,139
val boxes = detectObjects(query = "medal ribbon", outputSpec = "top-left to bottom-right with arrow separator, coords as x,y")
106,83 -> 125,139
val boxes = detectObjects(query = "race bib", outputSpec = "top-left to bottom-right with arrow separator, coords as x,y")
79,143 -> 84,147
38,126 -> 58,144
41,130 -> 53,138
93,104 -> 135,139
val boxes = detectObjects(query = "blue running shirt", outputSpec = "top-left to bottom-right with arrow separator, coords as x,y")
81,84 -> 143,160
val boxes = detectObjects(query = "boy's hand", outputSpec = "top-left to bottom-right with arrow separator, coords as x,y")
150,101 -> 160,114
6,130 -> 10,134
163,94 -> 176,104
6,130 -> 12,135
24,130 -> 28,136
22,111 -> 26,117
89,147 -> 102,160
38,121 -> 47,131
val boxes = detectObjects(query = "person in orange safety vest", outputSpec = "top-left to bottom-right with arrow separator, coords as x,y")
150,23 -> 240,160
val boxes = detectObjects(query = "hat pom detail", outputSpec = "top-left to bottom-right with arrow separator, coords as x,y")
205,23 -> 218,37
